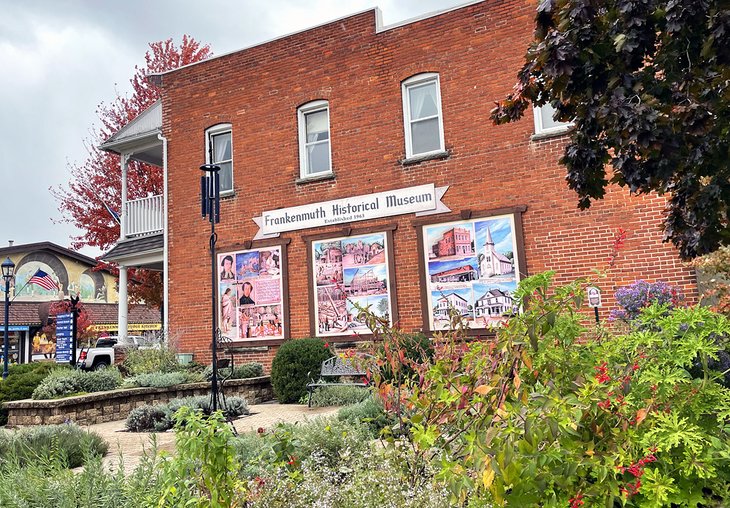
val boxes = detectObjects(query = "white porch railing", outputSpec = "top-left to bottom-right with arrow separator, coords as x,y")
125,195 -> 163,237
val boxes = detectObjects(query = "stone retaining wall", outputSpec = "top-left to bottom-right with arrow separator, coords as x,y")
3,376 -> 273,426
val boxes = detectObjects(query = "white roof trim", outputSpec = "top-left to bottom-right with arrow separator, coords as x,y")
147,1 -> 486,81
100,100 -> 162,148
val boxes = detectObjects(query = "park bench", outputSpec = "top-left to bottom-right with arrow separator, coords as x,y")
307,354 -> 372,407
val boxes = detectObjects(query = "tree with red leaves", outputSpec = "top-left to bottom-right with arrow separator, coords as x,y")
52,36 -> 212,308
42,300 -> 95,346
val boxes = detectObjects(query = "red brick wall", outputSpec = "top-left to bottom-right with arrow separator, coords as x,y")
159,1 -> 696,369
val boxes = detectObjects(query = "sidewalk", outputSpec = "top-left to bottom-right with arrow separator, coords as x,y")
86,402 -> 340,474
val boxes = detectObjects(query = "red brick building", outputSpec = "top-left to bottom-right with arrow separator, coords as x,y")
147,1 -> 696,369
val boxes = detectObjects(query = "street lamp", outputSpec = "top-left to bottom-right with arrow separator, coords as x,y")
200,164 -> 221,411
2,257 -> 15,380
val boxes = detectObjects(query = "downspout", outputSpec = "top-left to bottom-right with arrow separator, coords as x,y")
158,132 -> 169,336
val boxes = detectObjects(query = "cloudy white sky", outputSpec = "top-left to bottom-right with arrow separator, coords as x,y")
0,0 -> 464,257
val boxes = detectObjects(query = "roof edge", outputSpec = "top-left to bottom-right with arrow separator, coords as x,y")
147,1 -> 486,82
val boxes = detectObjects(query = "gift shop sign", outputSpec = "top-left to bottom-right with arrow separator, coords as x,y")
255,184 -> 449,237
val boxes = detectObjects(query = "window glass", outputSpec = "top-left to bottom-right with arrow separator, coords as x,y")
299,102 -> 332,177
411,118 -> 441,154
403,74 -> 444,158
208,127 -> 233,193
535,103 -> 572,134
409,82 -> 438,120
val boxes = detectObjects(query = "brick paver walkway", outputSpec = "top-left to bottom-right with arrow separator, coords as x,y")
86,402 -> 339,474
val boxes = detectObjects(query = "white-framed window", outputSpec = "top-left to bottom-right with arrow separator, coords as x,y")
298,100 -> 332,178
402,73 -> 445,158
205,123 -> 234,194
533,103 -> 572,136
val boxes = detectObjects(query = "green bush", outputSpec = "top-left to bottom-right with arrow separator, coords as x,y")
32,368 -> 122,400
271,338 -> 331,403
121,346 -> 179,376
233,417 -> 373,477
128,371 -> 190,388
0,362 -> 60,425
305,385 -> 371,407
0,424 -> 108,468
202,361 -> 264,381
337,395 -> 395,437
125,395 -> 249,432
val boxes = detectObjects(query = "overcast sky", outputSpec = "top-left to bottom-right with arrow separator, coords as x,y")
0,0 -> 465,257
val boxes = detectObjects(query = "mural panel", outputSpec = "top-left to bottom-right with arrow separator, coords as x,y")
217,246 -> 285,341
312,232 -> 393,337
422,214 -> 521,330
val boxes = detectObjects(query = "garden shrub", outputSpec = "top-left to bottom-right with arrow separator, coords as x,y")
337,395 -> 395,437
202,361 -> 264,381
31,367 -> 122,400
0,361 -> 60,425
121,345 -> 179,376
270,338 -> 331,403
610,279 -> 682,322
367,272 -> 730,507
379,332 -> 433,383
304,385 -> 371,407
125,395 -> 249,432
0,424 -> 108,468
128,371 -> 190,388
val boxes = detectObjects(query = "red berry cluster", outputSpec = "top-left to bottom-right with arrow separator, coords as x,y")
617,451 -> 658,497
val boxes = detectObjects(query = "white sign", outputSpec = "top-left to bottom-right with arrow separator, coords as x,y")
256,184 -> 449,236
587,286 -> 602,307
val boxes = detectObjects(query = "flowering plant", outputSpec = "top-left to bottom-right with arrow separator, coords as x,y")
610,280 -> 683,322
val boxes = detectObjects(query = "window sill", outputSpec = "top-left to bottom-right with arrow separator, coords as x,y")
296,173 -> 336,185
530,125 -> 574,141
220,190 -> 236,200
400,150 -> 450,166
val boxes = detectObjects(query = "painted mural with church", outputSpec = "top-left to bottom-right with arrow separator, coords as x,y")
312,232 -> 393,337
423,214 -> 521,330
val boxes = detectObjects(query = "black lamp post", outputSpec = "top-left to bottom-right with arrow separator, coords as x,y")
2,257 -> 15,380
200,164 -> 221,411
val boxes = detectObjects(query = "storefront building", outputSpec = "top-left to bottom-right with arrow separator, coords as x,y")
0,242 -> 160,362
147,1 -> 696,369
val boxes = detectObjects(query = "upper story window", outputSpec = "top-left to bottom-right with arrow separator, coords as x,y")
533,103 -> 572,136
298,100 -> 332,178
402,73 -> 445,158
205,124 -> 233,194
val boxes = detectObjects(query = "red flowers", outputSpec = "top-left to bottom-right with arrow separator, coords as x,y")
324,342 -> 329,348
617,452 -> 658,497
594,362 -> 611,384
569,492 -> 585,507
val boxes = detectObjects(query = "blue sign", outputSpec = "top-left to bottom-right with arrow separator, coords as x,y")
0,326 -> 29,332
55,312 -> 74,363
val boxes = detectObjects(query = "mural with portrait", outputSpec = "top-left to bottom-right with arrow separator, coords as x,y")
312,232 -> 394,337
217,245 -> 285,341
422,213 -> 522,330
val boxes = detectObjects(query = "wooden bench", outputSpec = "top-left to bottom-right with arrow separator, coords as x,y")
306,354 -> 372,407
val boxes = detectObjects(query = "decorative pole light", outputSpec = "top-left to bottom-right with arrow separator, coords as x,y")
200,164 -> 221,411
2,257 -> 15,380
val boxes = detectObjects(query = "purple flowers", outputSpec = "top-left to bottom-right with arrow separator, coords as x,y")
610,280 -> 682,321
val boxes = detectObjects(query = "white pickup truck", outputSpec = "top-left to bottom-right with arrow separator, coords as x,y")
77,335 -> 156,370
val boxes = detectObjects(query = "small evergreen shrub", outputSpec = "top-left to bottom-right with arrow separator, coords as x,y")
202,361 -> 264,381
125,395 -> 249,432
271,338 -> 331,403
0,362 -> 60,425
337,395 -> 395,436
0,424 -> 108,468
129,371 -> 190,388
125,404 -> 170,432
32,368 -> 122,400
305,385 -> 371,407
122,346 -> 179,376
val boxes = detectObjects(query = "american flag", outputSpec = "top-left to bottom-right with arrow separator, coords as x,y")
28,269 -> 59,291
